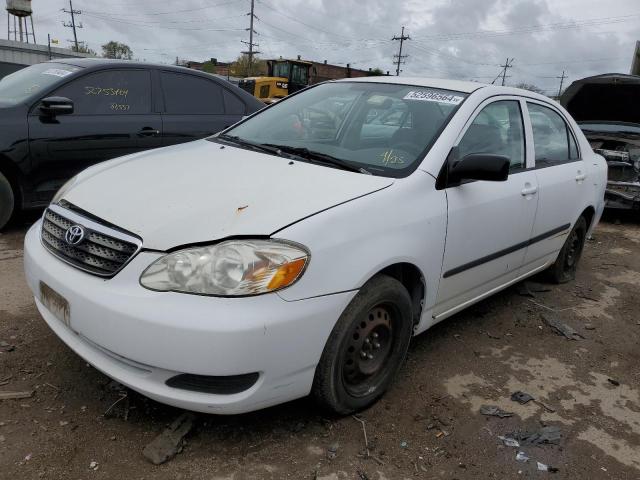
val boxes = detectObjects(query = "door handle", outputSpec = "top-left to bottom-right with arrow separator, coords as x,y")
521,185 -> 537,196
575,172 -> 587,182
138,127 -> 160,136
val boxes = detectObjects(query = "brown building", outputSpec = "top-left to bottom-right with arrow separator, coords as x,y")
181,59 -> 232,77
183,55 -> 387,82
306,58 -> 387,84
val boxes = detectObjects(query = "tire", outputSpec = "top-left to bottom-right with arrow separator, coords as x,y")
548,216 -> 587,284
312,275 -> 413,415
0,172 -> 14,231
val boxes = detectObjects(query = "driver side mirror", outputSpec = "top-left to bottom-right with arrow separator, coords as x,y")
39,96 -> 74,117
441,145 -> 510,186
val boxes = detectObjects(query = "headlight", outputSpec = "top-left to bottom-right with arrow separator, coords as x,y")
51,175 -> 79,204
140,239 -> 309,296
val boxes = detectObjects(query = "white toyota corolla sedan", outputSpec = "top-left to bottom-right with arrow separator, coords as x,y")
24,77 -> 606,415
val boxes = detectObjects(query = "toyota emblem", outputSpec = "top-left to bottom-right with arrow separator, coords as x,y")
64,225 -> 85,246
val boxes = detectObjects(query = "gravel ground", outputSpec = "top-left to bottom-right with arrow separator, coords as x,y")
0,210 -> 639,480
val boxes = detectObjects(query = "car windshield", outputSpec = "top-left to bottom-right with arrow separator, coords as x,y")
0,62 -> 82,106
218,82 -> 467,177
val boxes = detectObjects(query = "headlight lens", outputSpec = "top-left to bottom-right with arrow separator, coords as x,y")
51,175 -> 79,204
140,239 -> 309,296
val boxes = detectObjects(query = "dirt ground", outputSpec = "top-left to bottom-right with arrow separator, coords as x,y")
1,210 -> 639,480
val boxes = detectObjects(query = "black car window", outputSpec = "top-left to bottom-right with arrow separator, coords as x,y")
528,102 -> 573,166
161,72 -> 224,114
52,69 -> 151,115
223,89 -> 246,115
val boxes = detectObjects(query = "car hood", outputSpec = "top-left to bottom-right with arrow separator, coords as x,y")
561,73 -> 640,124
61,139 -> 394,250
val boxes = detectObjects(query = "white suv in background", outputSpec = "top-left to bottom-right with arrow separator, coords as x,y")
24,77 -> 606,415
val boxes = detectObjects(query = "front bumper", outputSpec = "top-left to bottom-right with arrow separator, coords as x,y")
24,221 -> 356,414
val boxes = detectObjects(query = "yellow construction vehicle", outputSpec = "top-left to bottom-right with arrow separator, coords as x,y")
238,58 -> 312,104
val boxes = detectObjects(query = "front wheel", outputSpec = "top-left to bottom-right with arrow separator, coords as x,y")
0,172 -> 14,231
312,275 -> 413,415
548,216 -> 587,283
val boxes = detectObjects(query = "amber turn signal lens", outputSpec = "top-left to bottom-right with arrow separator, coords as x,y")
267,258 -> 307,291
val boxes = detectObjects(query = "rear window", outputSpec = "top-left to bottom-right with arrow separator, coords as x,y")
161,72 -> 224,114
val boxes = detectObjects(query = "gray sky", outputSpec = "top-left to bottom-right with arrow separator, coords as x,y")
24,0 -> 640,95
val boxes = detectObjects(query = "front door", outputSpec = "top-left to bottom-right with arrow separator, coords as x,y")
28,68 -> 161,201
434,98 -> 539,318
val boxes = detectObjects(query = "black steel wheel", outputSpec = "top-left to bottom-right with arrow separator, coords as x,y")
312,275 -> 413,414
549,216 -> 587,284
0,172 -> 14,231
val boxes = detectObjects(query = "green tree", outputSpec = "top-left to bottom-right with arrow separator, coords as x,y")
101,41 -> 133,60
230,54 -> 267,77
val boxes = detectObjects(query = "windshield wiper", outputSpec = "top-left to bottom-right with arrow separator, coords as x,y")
216,134 -> 287,157
263,144 -> 371,174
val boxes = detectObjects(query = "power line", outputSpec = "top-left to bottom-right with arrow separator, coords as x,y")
411,12 -> 640,42
392,26 -> 410,76
62,0 -> 82,51
81,12 -> 245,31
81,0 -> 245,17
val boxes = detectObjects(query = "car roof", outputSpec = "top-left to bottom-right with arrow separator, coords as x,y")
334,76 -> 487,94
45,58 -> 264,111
50,57 -> 211,75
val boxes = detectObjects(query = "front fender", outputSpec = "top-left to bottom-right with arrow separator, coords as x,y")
275,171 -> 447,323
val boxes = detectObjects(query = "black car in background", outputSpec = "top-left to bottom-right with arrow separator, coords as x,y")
0,59 -> 264,229
561,73 -> 640,209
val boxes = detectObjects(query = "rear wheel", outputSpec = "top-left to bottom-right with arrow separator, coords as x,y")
0,172 -> 14,231
548,216 -> 587,283
312,275 -> 413,415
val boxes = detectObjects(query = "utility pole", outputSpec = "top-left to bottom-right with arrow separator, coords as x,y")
556,70 -> 567,97
499,58 -> 514,86
62,0 -> 82,52
241,0 -> 260,77
392,26 -> 410,76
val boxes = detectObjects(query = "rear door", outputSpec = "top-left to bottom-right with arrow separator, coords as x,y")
434,98 -> 539,318
27,68 -> 160,198
159,71 -> 245,146
521,101 -> 589,271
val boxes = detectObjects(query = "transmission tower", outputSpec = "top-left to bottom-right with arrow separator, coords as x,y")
498,58 -> 514,86
392,26 -> 410,76
62,0 -> 82,51
241,0 -> 260,76
556,70 -> 567,97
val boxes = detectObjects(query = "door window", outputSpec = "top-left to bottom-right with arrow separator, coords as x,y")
457,100 -> 525,171
161,72 -> 224,114
52,69 -> 151,115
527,102 -> 576,165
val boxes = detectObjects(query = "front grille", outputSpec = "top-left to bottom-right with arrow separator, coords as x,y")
41,206 -> 141,277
